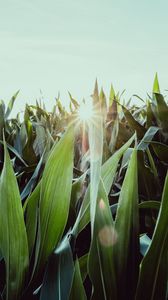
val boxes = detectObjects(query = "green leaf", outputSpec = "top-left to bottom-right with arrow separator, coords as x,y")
107,95 -> 118,122
88,106 -> 103,233
67,172 -> 87,230
22,107 -> 37,165
72,134 -> 135,235
25,182 -> 41,258
5,90 -> 19,119
68,92 -> 79,110
29,105 -> 49,119
70,172 -> 87,213
136,173 -> 168,300
0,100 -> 5,140
153,73 -> 160,94
120,147 -> 133,171
21,152 -> 44,200
0,139 -> 29,300
33,126 -> 74,276
101,133 -> 135,195
146,148 -> 159,180
137,151 -> 158,199
56,99 -> 66,116
114,149 -> 139,299
33,125 -> 47,157
139,201 -> 160,210
88,179 -> 117,300
99,88 -> 107,118
137,126 -> 159,151
146,100 -> 156,129
40,235 -> 74,300
108,118 -> 119,153
154,93 -> 168,133
78,254 -> 88,282
109,84 -> 115,107
70,259 -> 87,300
150,141 -> 168,164
122,105 -> 146,139
133,94 -> 145,104
0,141 -> 28,166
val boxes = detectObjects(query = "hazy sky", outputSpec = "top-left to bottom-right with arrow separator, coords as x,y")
0,0 -> 168,114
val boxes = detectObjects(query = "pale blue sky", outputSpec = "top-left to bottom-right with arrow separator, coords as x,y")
0,0 -> 168,114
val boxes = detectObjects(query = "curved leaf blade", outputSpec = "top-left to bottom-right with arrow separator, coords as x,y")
73,134 -> 135,235
5,90 -> 19,119
70,258 -> 87,300
34,126 -> 74,275
0,140 -> 29,300
153,73 -> 160,94
137,126 -> 159,151
40,235 -> 74,300
136,173 -> 168,300
114,149 -> 139,299
88,179 -> 117,300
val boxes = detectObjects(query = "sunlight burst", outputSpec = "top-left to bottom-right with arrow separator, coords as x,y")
77,101 -> 94,122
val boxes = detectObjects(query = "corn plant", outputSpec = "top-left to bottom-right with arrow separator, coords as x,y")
0,75 -> 167,299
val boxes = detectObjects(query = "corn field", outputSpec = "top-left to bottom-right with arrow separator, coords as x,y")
0,74 -> 168,300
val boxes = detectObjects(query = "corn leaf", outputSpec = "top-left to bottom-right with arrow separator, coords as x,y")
99,88 -> 107,119
40,235 -> 74,300
114,149 -> 139,299
120,147 -> 133,171
0,139 -> 29,300
22,112 -> 37,165
88,179 -> 117,300
70,259 -> 87,300
150,141 -> 168,164
0,101 -> 5,140
5,90 -> 19,119
107,97 -> 118,122
137,126 -> 159,151
154,93 -> 168,133
146,100 -> 156,129
21,152 -> 44,200
33,125 -> 47,157
109,84 -> 115,107
152,73 -> 160,94
88,106 -> 103,233
70,171 -> 87,213
34,126 -> 74,276
25,183 -> 41,258
122,105 -> 146,139
136,173 -> 168,300
72,134 -> 135,235
78,254 -> 88,282
92,79 -> 99,104
137,151 -> 158,199
146,148 -> 159,180
139,201 -> 160,210
68,92 -> 79,110
0,141 -> 28,166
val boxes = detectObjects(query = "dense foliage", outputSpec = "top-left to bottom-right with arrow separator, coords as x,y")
0,74 -> 168,300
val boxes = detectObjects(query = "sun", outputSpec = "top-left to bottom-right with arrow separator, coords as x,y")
77,101 -> 94,122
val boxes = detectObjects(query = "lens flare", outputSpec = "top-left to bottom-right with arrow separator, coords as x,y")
98,225 -> 118,247
77,101 -> 94,122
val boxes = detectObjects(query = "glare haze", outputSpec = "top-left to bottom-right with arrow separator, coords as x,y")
0,0 -> 168,115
